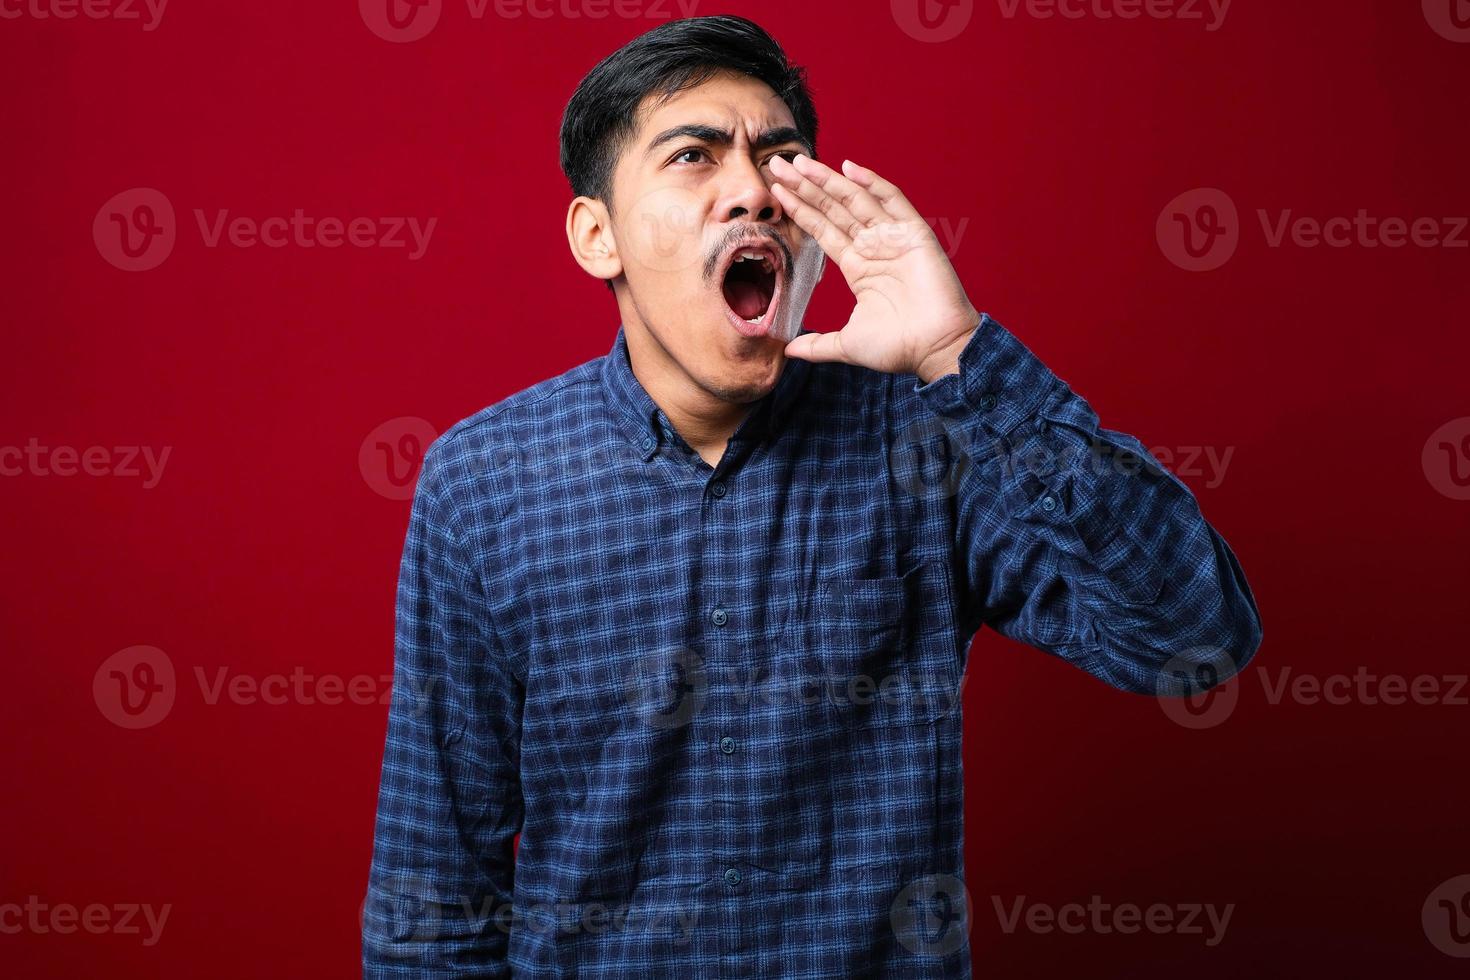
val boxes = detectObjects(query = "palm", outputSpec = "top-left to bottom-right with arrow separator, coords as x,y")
769,156 -> 979,377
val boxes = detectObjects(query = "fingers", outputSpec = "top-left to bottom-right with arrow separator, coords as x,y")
770,180 -> 853,264
839,160 -> 924,223
777,154 -> 890,233
769,155 -> 867,243
784,327 -> 851,364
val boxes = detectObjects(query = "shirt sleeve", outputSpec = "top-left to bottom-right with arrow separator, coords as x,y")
911,312 -> 1263,695
363,440 -> 523,977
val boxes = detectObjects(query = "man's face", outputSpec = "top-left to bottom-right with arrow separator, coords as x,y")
604,71 -> 824,404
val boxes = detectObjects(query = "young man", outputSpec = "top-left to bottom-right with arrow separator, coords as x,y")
364,14 -> 1262,978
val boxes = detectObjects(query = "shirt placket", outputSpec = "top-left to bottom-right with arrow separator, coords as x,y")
662,423 -> 759,978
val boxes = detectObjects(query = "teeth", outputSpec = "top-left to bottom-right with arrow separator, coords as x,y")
734,250 -> 774,271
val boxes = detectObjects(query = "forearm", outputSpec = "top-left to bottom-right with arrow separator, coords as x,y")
364,449 -> 524,976
914,313 -> 1264,693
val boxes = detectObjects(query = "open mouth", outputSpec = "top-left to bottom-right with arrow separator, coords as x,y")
720,243 -> 783,334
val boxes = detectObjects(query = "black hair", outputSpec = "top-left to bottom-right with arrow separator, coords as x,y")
559,14 -> 819,216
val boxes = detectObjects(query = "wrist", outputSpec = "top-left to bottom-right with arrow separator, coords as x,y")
914,315 -> 980,385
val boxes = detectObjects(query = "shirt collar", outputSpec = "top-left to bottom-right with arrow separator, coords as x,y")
601,322 -> 813,461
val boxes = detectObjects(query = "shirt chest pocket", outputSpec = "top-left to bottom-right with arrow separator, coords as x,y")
799,561 -> 961,727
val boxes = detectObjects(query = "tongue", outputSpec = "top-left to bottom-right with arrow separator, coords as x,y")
727,281 -> 767,320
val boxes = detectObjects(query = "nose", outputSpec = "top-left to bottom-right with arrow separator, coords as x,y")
717,155 -> 782,227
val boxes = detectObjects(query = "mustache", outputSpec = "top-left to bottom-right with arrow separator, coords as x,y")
702,227 -> 794,283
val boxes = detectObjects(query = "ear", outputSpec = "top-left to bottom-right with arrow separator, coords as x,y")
566,196 -> 622,283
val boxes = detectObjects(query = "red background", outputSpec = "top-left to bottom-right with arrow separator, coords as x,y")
4,0 -> 1467,975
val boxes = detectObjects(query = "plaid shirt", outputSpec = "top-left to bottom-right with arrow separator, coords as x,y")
363,313 -> 1263,978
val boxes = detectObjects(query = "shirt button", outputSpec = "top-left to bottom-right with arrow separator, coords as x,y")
711,607 -> 728,627
1040,495 -> 1058,513
978,393 -> 998,412
720,736 -> 736,754
723,867 -> 742,887
640,435 -> 655,451
711,480 -> 727,498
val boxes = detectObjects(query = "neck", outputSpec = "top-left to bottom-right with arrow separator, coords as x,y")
623,322 -> 756,466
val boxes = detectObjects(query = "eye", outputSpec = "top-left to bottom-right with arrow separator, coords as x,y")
764,150 -> 802,168
670,147 -> 710,166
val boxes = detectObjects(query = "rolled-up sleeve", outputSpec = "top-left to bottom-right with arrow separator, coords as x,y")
912,312 -> 1263,695
364,440 -> 523,977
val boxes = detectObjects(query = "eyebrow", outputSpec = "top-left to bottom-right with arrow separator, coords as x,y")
643,124 -> 812,159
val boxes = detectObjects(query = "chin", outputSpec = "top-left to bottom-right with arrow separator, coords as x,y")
696,328 -> 780,396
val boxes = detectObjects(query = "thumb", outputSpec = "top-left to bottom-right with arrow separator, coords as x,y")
784,328 -> 851,364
